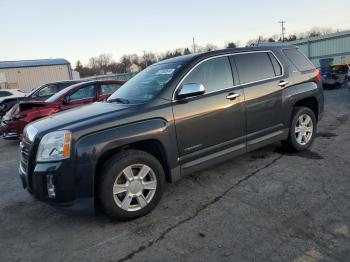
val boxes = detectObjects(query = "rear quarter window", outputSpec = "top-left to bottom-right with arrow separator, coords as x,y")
283,48 -> 315,72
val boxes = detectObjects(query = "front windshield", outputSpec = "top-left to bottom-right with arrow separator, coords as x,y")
26,84 -> 45,97
45,84 -> 78,103
108,62 -> 183,103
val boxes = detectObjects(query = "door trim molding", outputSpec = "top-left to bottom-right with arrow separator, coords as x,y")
178,135 -> 245,162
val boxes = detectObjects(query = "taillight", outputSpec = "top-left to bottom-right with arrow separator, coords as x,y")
316,69 -> 322,82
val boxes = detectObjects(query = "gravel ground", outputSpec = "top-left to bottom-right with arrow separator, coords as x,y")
0,87 -> 349,262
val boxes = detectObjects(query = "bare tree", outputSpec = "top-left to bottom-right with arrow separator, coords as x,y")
75,26 -> 337,78
226,42 -> 238,48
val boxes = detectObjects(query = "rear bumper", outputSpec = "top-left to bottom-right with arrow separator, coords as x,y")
323,78 -> 346,87
19,159 -> 96,215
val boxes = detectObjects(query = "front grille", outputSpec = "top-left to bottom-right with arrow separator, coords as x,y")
20,137 -> 34,190
20,140 -> 31,172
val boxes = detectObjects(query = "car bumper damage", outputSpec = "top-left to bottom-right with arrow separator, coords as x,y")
0,120 -> 19,139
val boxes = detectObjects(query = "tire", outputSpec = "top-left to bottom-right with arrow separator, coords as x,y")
98,150 -> 165,220
282,106 -> 317,152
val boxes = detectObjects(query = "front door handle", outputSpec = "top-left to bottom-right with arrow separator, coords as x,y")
278,80 -> 289,87
226,93 -> 240,100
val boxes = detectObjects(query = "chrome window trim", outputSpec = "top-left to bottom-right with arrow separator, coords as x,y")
172,50 -> 284,101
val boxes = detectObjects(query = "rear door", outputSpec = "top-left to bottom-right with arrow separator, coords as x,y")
98,82 -> 123,101
233,51 -> 287,150
61,84 -> 97,111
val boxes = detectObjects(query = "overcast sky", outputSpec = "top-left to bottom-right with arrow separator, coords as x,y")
1,0 -> 350,65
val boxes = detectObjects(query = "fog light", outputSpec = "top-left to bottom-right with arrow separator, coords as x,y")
46,175 -> 56,198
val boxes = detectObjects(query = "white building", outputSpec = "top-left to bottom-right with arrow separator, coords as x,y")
0,58 -> 73,92
290,30 -> 350,67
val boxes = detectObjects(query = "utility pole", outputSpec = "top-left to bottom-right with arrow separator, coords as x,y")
143,51 -> 148,67
192,37 -> 196,53
279,20 -> 286,42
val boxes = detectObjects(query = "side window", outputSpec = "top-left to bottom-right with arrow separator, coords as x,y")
182,57 -> 233,93
268,53 -> 283,76
283,48 -> 315,72
100,83 -> 122,95
0,91 -> 12,97
37,85 -> 58,97
69,85 -> 95,101
235,52 -> 276,84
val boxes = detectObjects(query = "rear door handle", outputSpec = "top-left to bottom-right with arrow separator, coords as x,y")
226,93 -> 240,100
278,80 -> 289,87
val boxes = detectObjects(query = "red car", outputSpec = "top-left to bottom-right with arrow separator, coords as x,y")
0,80 -> 125,139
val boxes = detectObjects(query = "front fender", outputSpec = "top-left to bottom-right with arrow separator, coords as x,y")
75,118 -> 176,168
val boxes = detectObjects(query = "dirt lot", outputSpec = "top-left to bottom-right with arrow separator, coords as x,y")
0,88 -> 349,262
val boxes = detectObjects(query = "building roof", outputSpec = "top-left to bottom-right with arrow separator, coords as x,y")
290,30 -> 350,45
0,58 -> 70,69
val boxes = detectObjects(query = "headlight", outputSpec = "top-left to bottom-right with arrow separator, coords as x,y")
37,131 -> 72,162
24,124 -> 38,142
14,114 -> 24,120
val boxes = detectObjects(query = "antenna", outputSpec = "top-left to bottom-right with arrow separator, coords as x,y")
192,37 -> 196,53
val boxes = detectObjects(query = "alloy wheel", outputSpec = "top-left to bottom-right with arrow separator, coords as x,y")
113,164 -> 157,212
295,113 -> 313,145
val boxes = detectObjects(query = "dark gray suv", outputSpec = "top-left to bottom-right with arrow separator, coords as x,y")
20,46 -> 324,220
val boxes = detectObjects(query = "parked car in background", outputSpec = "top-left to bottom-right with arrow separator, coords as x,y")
18,46 -> 324,220
1,80 -> 125,139
321,63 -> 350,88
0,89 -> 26,118
0,80 -> 80,118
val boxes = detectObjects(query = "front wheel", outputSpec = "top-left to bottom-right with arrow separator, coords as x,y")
282,106 -> 317,152
98,150 -> 165,220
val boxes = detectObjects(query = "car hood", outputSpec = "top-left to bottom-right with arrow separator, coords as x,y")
0,94 -> 25,103
29,102 -> 133,137
18,100 -> 48,111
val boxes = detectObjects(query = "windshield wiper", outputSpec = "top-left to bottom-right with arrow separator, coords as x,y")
107,98 -> 130,104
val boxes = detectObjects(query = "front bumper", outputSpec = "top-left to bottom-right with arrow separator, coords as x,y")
1,119 -> 23,139
19,159 -> 96,215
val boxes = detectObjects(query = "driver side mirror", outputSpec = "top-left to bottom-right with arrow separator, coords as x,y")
177,83 -> 205,99
63,96 -> 71,105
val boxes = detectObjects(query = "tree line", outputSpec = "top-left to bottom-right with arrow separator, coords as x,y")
74,27 -> 335,78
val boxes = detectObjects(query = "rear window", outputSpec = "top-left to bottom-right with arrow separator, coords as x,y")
0,91 -> 13,97
101,83 -> 122,95
234,52 -> 276,84
283,48 -> 315,72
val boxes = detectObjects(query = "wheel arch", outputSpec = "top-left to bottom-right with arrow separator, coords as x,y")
294,96 -> 319,121
94,138 -> 172,184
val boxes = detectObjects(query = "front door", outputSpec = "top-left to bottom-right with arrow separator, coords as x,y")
172,56 -> 246,170
61,84 -> 97,111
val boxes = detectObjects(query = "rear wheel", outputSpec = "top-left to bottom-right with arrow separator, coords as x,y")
98,150 -> 165,220
282,106 -> 317,152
